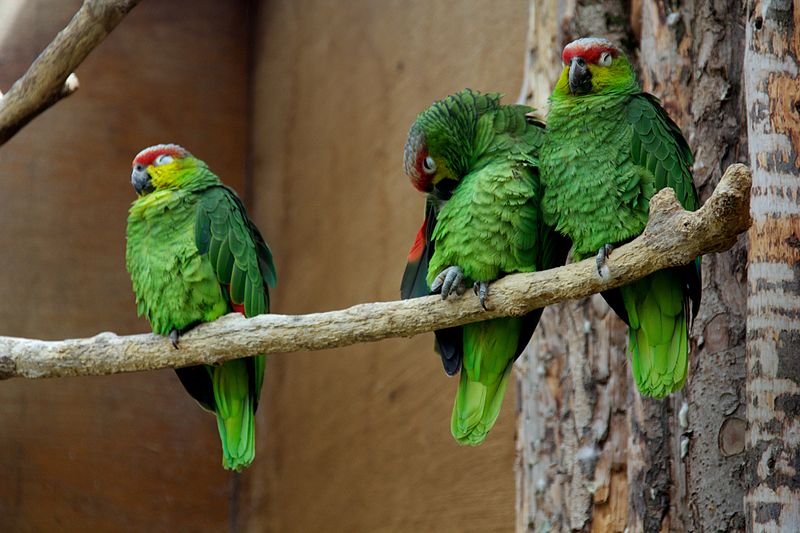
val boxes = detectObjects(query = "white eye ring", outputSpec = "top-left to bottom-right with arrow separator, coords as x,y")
154,154 -> 174,166
422,156 -> 436,174
599,52 -> 612,67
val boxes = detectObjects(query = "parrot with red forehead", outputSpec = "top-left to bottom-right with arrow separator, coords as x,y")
401,89 -> 566,444
125,144 -> 276,470
539,37 -> 701,398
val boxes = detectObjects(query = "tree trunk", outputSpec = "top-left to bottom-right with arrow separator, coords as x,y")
744,0 -> 800,530
516,1 -> 749,530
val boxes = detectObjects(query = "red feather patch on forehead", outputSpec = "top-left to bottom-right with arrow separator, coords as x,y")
132,144 -> 190,167
562,37 -> 619,65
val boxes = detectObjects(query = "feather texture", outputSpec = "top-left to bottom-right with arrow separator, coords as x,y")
540,44 -> 700,398
401,90 -> 563,444
126,151 -> 275,470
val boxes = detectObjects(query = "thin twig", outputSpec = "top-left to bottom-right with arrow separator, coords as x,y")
0,164 -> 752,380
0,0 -> 140,146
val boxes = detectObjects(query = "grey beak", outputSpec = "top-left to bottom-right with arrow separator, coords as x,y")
568,57 -> 592,95
131,165 -> 153,195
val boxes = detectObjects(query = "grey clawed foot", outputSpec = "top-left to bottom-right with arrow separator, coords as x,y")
430,266 -> 466,300
473,281 -> 489,310
169,329 -> 180,349
595,244 -> 614,281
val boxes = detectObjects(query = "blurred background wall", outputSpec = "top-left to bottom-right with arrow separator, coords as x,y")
0,1 -> 527,531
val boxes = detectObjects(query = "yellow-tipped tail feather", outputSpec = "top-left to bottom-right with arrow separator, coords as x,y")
213,359 -> 256,471
451,364 -> 513,445
625,270 -> 690,398
451,317 -> 521,445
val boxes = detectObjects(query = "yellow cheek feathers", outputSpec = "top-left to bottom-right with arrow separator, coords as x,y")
148,164 -> 178,189
555,65 -> 571,93
427,155 -> 462,185
554,61 -> 634,96
431,165 -> 456,185
586,64 -> 610,92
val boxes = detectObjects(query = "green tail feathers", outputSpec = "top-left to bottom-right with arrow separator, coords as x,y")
451,364 -> 513,445
623,270 -> 689,398
451,317 -> 520,445
212,359 -> 257,471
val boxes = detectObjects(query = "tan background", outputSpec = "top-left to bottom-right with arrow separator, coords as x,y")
0,0 -> 527,531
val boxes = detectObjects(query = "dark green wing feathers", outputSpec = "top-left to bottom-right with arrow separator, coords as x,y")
617,94 -> 702,397
626,93 -> 701,311
195,186 -> 277,318
192,185 -> 275,469
180,185 -> 275,416
627,93 -> 698,211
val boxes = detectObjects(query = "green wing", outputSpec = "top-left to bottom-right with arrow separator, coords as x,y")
192,186 -> 277,469
622,94 -> 702,397
195,185 -> 276,406
195,185 -> 277,318
626,93 -> 701,312
627,93 -> 698,211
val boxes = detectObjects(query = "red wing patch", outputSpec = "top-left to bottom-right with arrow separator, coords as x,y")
226,284 -> 245,315
407,217 -> 428,261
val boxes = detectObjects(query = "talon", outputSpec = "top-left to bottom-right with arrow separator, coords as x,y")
442,267 -> 465,299
430,273 -> 444,293
473,281 -> 489,310
169,329 -> 180,349
595,244 -> 614,281
432,266 -> 465,300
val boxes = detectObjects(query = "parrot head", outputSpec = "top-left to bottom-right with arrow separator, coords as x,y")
554,37 -> 637,97
404,124 -> 448,194
404,89 -> 500,196
130,143 -> 200,195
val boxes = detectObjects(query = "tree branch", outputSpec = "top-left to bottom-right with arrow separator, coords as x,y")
0,0 -> 141,146
0,164 -> 752,380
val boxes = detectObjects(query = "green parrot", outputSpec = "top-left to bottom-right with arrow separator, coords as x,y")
401,89 -> 566,444
126,144 -> 276,471
539,38 -> 701,398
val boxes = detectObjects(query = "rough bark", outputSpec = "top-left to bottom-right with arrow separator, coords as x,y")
517,1 -> 749,530
518,0 -> 561,109
517,4 -> 644,531
744,1 -> 800,530
0,0 -> 140,146
636,1 -> 750,531
0,167 -> 749,380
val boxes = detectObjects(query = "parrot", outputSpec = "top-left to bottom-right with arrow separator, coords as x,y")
539,37 -> 701,398
401,89 -> 566,444
125,144 -> 277,471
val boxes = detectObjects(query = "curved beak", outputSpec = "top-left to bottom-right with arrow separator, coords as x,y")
131,166 -> 153,195
568,57 -> 592,95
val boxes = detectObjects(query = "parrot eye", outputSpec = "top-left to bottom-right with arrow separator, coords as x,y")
598,52 -> 612,67
422,156 -> 436,174
154,154 -> 174,166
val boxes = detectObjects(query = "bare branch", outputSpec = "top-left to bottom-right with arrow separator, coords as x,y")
0,164 -> 752,380
0,0 -> 140,146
